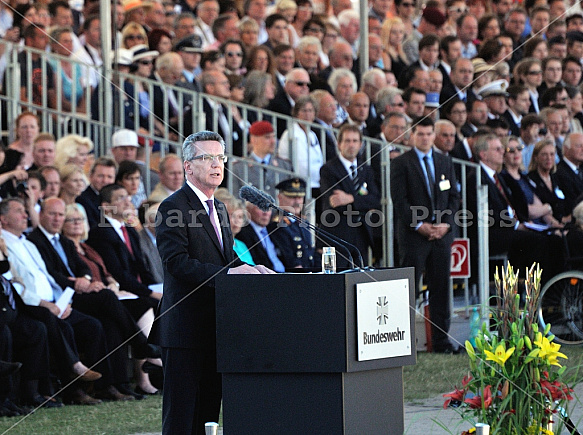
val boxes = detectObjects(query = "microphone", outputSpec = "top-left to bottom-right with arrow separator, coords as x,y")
239,185 -> 364,270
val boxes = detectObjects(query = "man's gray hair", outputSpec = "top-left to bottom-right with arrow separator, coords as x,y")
473,133 -> 499,162
183,131 -> 226,161
375,86 -> 403,115
361,68 -> 385,88
0,197 -> 24,216
284,67 -> 308,84
297,36 -> 322,53
328,67 -> 357,93
435,119 -> 456,133
337,9 -> 359,27
174,12 -> 195,29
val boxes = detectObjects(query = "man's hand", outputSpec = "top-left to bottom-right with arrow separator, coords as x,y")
70,277 -> 91,293
329,190 -> 354,208
254,265 -> 276,274
228,264 -> 261,274
150,291 -> 162,300
40,300 -> 61,317
60,304 -> 72,319
88,281 -> 105,292
417,223 -> 434,239
431,224 -> 450,240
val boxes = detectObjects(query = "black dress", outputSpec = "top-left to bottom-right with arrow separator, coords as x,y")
528,170 -> 567,222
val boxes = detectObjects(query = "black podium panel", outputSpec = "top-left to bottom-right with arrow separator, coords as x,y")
216,268 -> 416,434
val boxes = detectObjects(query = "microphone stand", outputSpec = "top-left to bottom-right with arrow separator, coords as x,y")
271,205 -> 365,271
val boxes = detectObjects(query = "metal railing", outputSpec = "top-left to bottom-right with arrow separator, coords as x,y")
0,41 -> 491,318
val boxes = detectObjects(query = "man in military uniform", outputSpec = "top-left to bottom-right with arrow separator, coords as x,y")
268,178 -> 316,269
231,121 -> 293,199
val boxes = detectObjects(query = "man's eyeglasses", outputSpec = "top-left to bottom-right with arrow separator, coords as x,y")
191,154 -> 228,163
294,81 -> 311,87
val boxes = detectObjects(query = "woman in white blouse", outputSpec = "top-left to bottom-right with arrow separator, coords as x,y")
277,95 -> 323,196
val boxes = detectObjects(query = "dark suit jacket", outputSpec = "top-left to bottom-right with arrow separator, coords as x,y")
555,159 -> 583,215
439,83 -> 477,110
155,184 -> 245,349
438,62 -> 453,90
390,149 -> 459,243
27,228 -> 91,291
87,221 -> 155,298
265,88 -> 293,139
201,97 -> 243,157
501,110 -> 521,137
313,119 -> 338,161
235,224 -> 275,270
76,186 -> 101,229
319,156 -> 381,266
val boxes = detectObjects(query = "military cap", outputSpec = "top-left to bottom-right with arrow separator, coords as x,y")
276,177 -> 306,197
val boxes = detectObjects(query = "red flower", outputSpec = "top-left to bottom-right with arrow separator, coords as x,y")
540,379 -> 573,401
464,385 -> 493,409
443,387 -> 465,409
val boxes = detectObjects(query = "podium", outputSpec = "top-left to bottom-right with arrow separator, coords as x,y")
215,268 -> 416,434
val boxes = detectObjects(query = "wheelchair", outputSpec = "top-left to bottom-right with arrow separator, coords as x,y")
537,228 -> 583,345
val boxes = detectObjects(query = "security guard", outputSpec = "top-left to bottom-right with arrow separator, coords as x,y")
268,178 -> 316,269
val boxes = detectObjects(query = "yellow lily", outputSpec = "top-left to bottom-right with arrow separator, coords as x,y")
534,335 -> 568,367
484,343 -> 515,366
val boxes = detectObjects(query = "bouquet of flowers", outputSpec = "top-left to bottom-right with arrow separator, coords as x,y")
443,264 -> 574,434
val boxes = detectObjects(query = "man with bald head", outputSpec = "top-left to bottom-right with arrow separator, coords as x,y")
267,67 -> 312,137
318,41 -> 353,81
434,120 -> 457,156
556,132 -> 583,214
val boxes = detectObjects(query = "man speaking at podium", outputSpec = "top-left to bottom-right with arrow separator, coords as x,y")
155,131 -> 274,435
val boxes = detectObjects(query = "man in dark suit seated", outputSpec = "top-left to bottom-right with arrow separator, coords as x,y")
28,198 -> 160,400
268,178 -> 315,269
555,132 -> 583,215
467,134 -> 563,284
76,157 -> 116,229
502,84 -> 531,137
237,202 -> 286,272
439,58 -> 477,114
154,131 -> 274,435
319,124 -> 381,269
390,117 -> 460,353
311,90 -> 339,161
318,41 -> 354,83
266,67 -> 311,138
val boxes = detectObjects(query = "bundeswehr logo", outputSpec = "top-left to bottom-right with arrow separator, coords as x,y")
377,296 -> 388,325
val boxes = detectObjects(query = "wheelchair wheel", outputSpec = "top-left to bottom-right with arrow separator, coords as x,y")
538,271 -> 583,345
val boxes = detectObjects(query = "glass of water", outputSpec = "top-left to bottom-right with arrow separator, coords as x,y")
322,247 -> 336,274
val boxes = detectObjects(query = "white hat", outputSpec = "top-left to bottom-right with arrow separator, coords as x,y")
476,79 -> 509,98
112,129 -> 139,148
129,44 -> 159,62
111,48 -> 133,66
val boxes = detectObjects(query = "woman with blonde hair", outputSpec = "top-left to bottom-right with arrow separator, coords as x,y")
55,134 -> 93,172
121,21 -> 148,49
59,164 -> 87,205
380,17 -> 408,80
238,16 -> 259,55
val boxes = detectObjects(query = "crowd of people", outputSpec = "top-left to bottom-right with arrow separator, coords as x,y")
2,0 -> 583,422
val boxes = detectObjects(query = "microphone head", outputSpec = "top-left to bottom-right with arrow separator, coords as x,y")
239,185 -> 275,212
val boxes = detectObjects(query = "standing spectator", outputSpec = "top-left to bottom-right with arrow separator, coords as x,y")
278,96 -> 323,195
8,112 -> 39,170
320,124 -> 381,269
391,117 -> 460,353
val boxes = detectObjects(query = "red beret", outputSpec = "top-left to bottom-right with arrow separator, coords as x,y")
249,121 -> 274,136
422,7 -> 446,27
